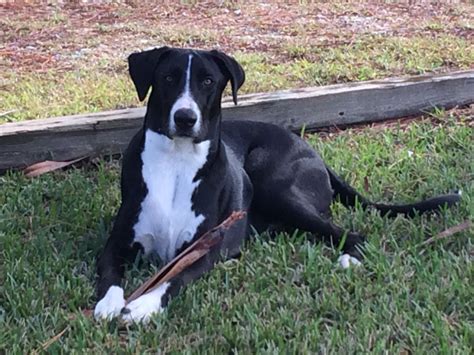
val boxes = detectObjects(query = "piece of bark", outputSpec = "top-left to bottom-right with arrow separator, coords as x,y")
126,210 -> 246,304
23,157 -> 86,177
3,70 -> 474,172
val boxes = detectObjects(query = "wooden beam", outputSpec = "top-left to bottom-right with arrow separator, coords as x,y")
1,70 -> 473,171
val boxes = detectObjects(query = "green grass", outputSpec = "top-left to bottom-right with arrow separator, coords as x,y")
1,34 -> 472,123
284,35 -> 473,84
1,71 -> 137,123
1,4 -> 473,351
1,111 -> 472,353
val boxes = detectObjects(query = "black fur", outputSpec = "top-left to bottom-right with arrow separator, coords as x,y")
95,47 -> 460,321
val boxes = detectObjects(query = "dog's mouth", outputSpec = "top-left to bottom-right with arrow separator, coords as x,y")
170,128 -> 204,144
173,128 -> 197,138
174,129 -> 194,137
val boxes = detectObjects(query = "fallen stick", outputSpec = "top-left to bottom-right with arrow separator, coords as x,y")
420,220 -> 472,246
0,109 -> 18,118
32,327 -> 69,354
77,211 -> 245,319
125,211 -> 246,304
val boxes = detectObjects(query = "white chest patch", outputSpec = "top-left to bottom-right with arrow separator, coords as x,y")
133,130 -> 210,262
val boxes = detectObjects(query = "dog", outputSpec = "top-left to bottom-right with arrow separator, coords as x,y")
94,46 -> 460,323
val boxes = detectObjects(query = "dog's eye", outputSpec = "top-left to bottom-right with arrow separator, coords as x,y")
203,78 -> 213,86
165,75 -> 173,82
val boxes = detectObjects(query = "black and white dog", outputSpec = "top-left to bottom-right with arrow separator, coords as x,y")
94,47 -> 460,323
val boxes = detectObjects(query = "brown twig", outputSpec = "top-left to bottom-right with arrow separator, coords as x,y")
32,327 -> 69,354
126,211 -> 246,303
76,211 -> 244,318
421,221 -> 472,246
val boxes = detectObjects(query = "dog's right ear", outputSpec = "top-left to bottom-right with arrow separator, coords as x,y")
128,46 -> 170,101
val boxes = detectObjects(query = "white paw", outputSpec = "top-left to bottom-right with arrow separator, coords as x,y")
338,254 -> 362,269
121,282 -> 170,324
94,286 -> 125,320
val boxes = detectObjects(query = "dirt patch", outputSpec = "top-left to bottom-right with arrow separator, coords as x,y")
1,1 -> 473,73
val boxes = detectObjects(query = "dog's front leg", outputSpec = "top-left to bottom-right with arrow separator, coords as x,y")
120,251 -> 222,324
94,243 -> 127,320
121,216 -> 248,324
94,206 -> 139,320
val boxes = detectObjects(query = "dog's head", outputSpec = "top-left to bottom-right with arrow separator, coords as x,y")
128,47 -> 245,142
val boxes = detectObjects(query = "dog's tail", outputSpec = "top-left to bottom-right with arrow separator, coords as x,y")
326,166 -> 461,217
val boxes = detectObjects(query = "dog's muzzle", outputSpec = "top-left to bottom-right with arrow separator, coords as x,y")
173,108 -> 198,137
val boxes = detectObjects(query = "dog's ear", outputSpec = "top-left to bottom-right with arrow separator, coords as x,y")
128,46 -> 170,101
210,50 -> 245,105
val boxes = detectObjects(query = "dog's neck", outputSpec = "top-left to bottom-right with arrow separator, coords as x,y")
142,110 -> 225,174
192,112 -> 224,178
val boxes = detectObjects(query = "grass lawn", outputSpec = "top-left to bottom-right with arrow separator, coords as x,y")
1,1 -> 473,353
1,110 -> 472,353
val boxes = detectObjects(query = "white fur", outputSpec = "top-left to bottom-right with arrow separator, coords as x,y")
94,286 -> 125,320
169,54 -> 202,135
122,282 -> 170,324
338,254 -> 362,269
133,130 -> 209,262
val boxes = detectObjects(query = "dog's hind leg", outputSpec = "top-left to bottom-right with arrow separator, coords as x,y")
252,180 -> 365,267
246,146 -> 365,267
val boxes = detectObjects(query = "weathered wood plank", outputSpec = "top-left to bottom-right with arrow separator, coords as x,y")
1,70 -> 473,171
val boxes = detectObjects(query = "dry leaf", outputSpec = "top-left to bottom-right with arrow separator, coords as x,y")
23,157 -> 86,177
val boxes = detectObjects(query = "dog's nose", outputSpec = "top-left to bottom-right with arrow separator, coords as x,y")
174,108 -> 197,129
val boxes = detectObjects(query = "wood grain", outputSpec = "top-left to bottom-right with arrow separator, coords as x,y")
1,70 -> 473,171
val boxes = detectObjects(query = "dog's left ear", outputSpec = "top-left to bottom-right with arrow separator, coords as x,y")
210,50 -> 245,105
128,46 -> 170,101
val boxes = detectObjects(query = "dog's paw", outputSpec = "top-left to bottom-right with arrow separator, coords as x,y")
121,282 -> 170,324
338,254 -> 362,269
94,286 -> 125,321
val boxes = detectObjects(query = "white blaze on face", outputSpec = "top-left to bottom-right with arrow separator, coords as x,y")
169,54 -> 202,135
